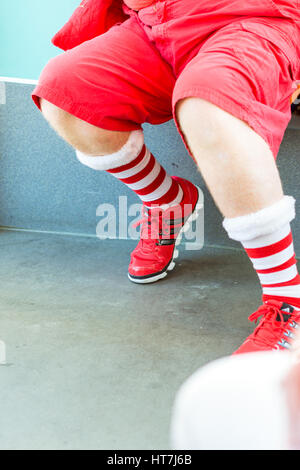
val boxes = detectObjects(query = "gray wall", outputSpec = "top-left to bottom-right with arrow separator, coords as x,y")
0,82 -> 300,252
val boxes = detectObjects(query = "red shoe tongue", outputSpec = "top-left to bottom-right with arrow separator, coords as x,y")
264,300 -> 294,321
265,299 -> 285,309
275,313 -> 292,322
251,307 -> 291,348
140,222 -> 160,241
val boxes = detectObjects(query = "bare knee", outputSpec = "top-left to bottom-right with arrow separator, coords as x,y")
40,98 -> 67,125
40,98 -> 131,155
176,96 -> 270,157
176,97 -> 223,151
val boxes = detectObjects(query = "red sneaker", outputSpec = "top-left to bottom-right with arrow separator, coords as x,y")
128,177 -> 202,283
234,300 -> 300,354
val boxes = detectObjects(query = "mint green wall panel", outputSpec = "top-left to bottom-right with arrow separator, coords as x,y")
0,0 -> 80,80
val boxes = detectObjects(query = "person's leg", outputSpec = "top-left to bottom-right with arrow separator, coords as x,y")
173,21 -> 300,352
176,97 -> 284,218
32,17 -> 201,283
40,99 -> 183,206
177,96 -> 300,305
40,99 -> 131,156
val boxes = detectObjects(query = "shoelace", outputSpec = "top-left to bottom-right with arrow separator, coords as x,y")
133,206 -> 175,243
134,207 -> 160,239
248,302 -> 300,350
132,207 -> 162,255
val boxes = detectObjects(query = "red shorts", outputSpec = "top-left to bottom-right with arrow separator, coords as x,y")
32,0 -> 300,158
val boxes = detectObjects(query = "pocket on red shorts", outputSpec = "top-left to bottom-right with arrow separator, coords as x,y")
239,18 -> 299,81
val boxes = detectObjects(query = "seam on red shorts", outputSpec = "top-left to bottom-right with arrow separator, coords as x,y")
172,86 -> 275,162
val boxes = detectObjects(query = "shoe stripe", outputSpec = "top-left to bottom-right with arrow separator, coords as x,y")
157,239 -> 176,245
129,185 -> 201,283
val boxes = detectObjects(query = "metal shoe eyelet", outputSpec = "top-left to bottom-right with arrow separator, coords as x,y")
277,339 -> 291,349
284,330 -> 295,339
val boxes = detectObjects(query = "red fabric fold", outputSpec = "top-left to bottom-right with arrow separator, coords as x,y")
52,0 -> 129,51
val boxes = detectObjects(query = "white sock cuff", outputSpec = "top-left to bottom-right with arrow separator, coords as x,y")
75,129 -> 144,171
223,196 -> 296,242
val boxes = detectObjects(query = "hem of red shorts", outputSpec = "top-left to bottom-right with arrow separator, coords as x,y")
172,86 -> 276,163
31,83 -> 143,132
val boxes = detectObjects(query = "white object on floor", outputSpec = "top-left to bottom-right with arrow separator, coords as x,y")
171,351 -> 297,450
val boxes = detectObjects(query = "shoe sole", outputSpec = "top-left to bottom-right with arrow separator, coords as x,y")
128,186 -> 203,284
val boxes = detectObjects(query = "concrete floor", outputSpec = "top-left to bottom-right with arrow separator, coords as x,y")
0,230 -> 262,450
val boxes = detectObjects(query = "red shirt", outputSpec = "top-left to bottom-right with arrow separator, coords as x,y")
123,0 -> 155,10
52,0 -> 300,52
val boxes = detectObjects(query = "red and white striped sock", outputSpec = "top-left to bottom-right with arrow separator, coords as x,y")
223,196 -> 300,309
243,224 -> 300,307
76,130 -> 183,207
